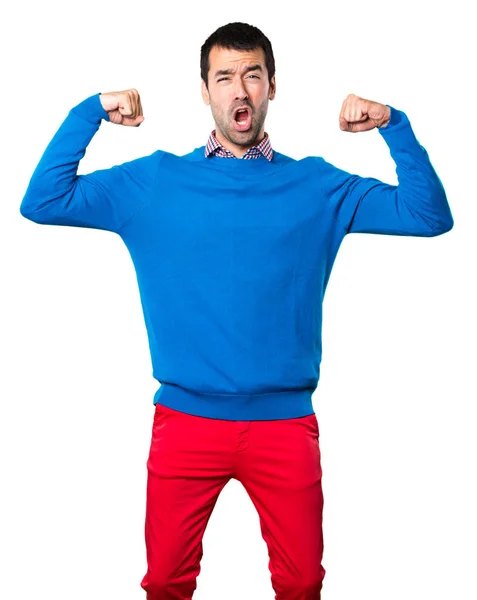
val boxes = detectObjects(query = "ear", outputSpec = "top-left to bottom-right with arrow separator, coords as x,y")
269,75 -> 276,101
201,80 -> 210,105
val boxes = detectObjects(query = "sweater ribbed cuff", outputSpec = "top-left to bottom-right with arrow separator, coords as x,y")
70,92 -> 111,124
378,104 -> 407,132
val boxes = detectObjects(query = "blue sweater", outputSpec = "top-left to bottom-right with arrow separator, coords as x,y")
20,93 -> 454,420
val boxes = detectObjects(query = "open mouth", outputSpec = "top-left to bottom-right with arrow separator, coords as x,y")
232,106 -> 252,131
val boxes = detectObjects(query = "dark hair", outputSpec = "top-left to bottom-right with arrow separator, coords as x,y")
200,22 -> 275,89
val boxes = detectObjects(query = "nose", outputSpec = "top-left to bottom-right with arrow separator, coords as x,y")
233,80 -> 249,103
233,92 -> 249,112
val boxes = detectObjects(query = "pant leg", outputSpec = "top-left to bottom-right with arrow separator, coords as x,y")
236,413 -> 325,600
140,404 -> 234,600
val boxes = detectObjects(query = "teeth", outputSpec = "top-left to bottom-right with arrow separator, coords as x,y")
237,120 -> 246,124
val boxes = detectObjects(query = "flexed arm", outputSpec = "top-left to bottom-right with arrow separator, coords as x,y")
20,89 -> 163,234
317,94 -> 454,237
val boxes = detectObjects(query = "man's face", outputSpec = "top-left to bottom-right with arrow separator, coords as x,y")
201,45 -> 276,157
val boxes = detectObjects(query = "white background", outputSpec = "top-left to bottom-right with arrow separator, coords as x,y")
1,1 -> 475,599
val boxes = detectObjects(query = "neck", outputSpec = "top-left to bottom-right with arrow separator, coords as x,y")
214,127 -> 266,158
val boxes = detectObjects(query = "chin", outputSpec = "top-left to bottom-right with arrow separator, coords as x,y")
234,128 -> 256,142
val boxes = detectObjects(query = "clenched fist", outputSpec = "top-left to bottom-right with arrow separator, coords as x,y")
339,93 -> 391,132
99,88 -> 145,126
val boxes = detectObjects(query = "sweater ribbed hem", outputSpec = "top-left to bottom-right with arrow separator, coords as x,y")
153,382 -> 316,421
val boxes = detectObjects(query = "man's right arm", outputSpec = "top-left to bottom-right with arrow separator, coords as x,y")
19,92 -> 164,234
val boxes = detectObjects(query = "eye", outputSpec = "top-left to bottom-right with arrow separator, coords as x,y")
217,75 -> 260,82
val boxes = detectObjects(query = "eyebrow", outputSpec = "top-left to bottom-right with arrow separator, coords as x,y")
214,64 -> 263,78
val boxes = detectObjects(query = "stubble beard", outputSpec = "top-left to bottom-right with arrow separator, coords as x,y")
212,97 -> 268,148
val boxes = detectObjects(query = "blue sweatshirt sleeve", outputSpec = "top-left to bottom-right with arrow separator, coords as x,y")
20,92 -> 165,234
315,105 -> 454,236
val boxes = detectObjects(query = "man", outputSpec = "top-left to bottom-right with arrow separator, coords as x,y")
20,21 -> 453,600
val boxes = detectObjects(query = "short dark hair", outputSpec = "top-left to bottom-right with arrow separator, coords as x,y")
200,22 -> 275,89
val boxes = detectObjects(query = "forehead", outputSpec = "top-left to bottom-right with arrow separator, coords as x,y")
209,45 -> 265,70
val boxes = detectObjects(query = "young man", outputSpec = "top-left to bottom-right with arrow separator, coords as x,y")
20,21 -> 453,600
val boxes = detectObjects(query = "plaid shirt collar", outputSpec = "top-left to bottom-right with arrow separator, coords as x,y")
204,129 -> 274,161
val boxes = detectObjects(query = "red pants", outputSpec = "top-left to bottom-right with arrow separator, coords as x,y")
140,403 -> 326,599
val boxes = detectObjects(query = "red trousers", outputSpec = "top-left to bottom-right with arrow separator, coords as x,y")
140,403 -> 326,599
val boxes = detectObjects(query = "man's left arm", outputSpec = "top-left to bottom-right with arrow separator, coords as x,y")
317,94 -> 454,237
